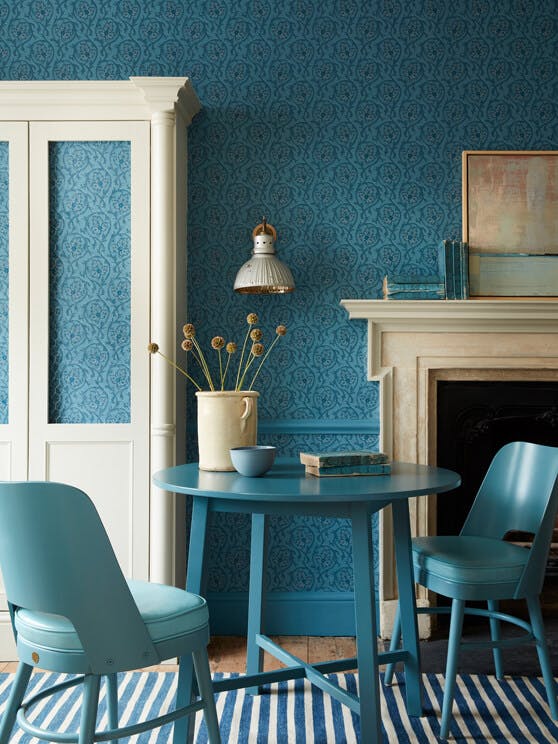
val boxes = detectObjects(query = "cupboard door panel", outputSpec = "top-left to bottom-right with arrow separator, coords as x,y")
0,123 -> 28,482
28,121 -> 150,579
45,439 -> 135,573
0,124 -> 28,640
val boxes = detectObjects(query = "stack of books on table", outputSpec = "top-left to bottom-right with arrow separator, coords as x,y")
300,450 -> 391,477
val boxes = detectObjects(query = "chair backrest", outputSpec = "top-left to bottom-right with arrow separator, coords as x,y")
461,441 -> 558,597
0,481 -> 158,673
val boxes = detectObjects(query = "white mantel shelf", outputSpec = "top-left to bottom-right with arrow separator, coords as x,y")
340,299 -> 558,331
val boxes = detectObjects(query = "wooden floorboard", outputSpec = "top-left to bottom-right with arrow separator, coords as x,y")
1,637 -> 358,675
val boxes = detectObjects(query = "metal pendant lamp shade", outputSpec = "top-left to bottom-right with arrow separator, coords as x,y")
234,219 -> 295,294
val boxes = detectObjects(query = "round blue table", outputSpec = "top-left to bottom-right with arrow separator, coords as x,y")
153,457 -> 460,743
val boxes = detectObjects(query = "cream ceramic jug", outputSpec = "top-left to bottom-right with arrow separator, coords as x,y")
196,390 -> 259,471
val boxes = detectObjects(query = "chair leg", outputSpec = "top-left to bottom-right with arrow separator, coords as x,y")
384,602 -> 401,685
105,673 -> 118,744
440,598 -> 465,740
192,647 -> 221,744
526,595 -> 558,720
78,675 -> 101,744
487,599 -> 504,679
0,662 -> 32,744
173,656 -> 196,744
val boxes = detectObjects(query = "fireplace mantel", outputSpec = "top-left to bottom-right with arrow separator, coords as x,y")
341,298 -> 558,637
341,298 -> 558,332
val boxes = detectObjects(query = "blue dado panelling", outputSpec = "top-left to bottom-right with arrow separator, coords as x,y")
0,143 -> 8,425
1,0 -> 557,632
48,141 -> 131,424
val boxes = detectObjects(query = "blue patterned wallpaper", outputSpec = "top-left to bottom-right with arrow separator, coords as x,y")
0,143 -> 8,425
48,141 -> 131,424
1,0 -> 557,626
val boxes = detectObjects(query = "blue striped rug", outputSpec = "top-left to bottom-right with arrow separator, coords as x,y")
1,671 -> 557,743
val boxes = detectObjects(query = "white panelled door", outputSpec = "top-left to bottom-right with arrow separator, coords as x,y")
28,121 -> 151,580
0,121 -> 151,657
0,124 -> 29,655
0,123 -> 28,482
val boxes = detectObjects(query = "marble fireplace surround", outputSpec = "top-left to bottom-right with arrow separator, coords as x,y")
341,299 -> 558,638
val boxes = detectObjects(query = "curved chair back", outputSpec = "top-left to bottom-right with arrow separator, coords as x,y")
461,441 -> 558,597
0,481 -> 158,674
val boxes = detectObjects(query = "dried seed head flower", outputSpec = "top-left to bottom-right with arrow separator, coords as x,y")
152,313 -> 285,393
147,341 -> 202,390
251,343 -> 264,357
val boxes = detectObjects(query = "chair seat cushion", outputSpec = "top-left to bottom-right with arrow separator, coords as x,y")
412,535 -> 529,589
15,580 -> 208,652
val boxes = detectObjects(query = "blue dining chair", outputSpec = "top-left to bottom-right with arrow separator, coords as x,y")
385,441 -> 558,740
0,481 -> 221,744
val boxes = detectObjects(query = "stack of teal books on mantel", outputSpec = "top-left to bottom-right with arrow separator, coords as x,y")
382,239 -> 469,301
439,239 -> 469,299
382,274 -> 445,300
299,450 -> 391,477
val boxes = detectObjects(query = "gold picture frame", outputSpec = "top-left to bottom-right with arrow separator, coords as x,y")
462,150 -> 558,297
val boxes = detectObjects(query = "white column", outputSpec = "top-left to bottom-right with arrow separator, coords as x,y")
150,110 -> 177,584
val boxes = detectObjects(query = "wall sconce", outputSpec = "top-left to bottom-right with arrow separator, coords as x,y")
233,218 -> 295,294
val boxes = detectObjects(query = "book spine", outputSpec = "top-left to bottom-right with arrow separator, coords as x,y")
452,240 -> 462,300
384,280 -> 445,293
437,240 -> 447,286
300,452 -> 389,467
386,274 -> 443,286
384,290 -> 444,300
382,275 -> 389,299
460,241 -> 469,299
442,239 -> 455,299
308,463 -> 392,476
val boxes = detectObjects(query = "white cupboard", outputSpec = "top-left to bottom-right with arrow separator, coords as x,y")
0,78 -> 200,658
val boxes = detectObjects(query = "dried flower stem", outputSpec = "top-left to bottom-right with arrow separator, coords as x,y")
191,337 -> 215,390
222,354 -> 232,389
248,334 -> 281,390
217,348 -> 224,389
237,352 -> 257,391
153,349 -> 202,391
235,331 -> 252,390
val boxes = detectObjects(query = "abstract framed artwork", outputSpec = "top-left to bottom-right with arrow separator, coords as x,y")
462,150 -> 558,296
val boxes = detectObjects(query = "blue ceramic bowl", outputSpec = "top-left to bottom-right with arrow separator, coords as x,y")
230,446 -> 277,477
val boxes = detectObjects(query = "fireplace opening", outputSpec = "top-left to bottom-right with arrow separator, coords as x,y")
436,380 -> 558,583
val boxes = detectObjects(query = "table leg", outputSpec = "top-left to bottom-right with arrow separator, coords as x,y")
392,499 -> 423,716
246,513 -> 268,695
351,504 -> 382,743
175,496 -> 210,744
186,496 -> 210,594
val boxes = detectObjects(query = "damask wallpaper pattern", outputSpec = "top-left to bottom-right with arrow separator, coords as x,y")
0,0 -> 556,626
48,141 -> 131,424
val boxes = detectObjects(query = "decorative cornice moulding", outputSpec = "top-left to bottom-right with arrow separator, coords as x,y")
131,77 -> 201,121
0,77 -> 200,121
